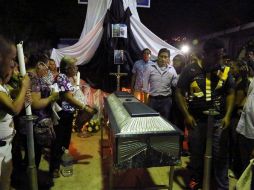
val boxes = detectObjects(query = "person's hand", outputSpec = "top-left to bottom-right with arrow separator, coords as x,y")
184,114 -> 197,128
84,105 -> 98,115
50,92 -> 59,102
21,74 -> 31,90
221,116 -> 230,129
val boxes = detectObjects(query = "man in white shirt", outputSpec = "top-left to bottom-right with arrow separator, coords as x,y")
143,48 -> 178,120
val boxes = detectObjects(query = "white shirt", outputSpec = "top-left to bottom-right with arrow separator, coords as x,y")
236,79 -> 254,139
0,84 -> 14,139
142,62 -> 178,96
132,59 -> 153,91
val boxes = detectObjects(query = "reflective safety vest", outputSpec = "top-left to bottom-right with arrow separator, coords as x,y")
188,66 -> 230,115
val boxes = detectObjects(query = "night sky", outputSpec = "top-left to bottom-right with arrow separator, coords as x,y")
138,0 -> 254,41
1,0 -> 254,47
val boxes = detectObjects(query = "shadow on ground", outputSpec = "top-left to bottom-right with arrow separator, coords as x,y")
100,138 -> 168,190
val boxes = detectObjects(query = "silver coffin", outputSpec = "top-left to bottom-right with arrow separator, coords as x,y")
104,92 -> 181,169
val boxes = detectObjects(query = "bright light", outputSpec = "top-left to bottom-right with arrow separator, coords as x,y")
181,45 -> 190,54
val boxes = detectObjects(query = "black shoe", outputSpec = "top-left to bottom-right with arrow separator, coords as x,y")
38,176 -> 54,188
51,169 -> 60,178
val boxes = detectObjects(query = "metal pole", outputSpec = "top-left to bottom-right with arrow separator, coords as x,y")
202,109 -> 219,190
168,166 -> 175,190
17,42 -> 38,190
22,115 -> 38,190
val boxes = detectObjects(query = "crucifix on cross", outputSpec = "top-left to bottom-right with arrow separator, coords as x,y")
109,50 -> 128,91
110,65 -> 128,92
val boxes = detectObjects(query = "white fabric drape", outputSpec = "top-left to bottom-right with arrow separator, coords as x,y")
51,0 -> 112,66
130,16 -> 182,59
124,0 -> 182,59
80,0 -> 112,39
122,0 -> 140,21
51,0 -> 181,66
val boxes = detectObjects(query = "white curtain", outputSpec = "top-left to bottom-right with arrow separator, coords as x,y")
122,0 -> 140,21
51,0 -> 112,66
130,16 -> 181,59
123,0 -> 181,59
80,0 -> 112,39
51,0 -> 181,66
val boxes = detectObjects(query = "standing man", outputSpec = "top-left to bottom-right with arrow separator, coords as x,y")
175,38 -> 235,190
131,48 -> 153,102
143,48 -> 177,120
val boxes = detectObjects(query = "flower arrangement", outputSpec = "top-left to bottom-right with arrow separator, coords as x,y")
84,118 -> 101,133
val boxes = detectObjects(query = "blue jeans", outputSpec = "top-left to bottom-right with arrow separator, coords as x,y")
188,119 -> 229,190
148,96 -> 172,121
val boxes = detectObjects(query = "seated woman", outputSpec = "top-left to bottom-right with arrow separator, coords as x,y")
50,56 -> 97,178
0,36 -> 30,190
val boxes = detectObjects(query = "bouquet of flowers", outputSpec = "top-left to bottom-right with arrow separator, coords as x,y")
85,118 -> 101,133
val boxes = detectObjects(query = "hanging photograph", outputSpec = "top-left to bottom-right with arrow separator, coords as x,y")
114,50 -> 124,64
137,0 -> 150,8
78,0 -> 88,4
111,24 -> 128,38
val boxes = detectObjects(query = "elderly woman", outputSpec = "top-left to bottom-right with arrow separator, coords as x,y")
50,56 -> 96,178
0,36 -> 30,190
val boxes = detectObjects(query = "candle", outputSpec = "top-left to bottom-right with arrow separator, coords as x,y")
17,42 -> 32,116
76,71 -> 80,86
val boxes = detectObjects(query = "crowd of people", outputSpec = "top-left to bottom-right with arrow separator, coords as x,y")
0,34 -> 253,190
0,36 -> 97,189
131,39 -> 254,190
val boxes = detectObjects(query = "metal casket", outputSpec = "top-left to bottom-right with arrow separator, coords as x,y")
104,92 -> 181,169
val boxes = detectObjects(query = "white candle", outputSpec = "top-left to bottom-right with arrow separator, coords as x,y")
76,71 -> 80,86
17,42 -> 32,116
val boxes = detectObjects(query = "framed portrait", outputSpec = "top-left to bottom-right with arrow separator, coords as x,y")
114,50 -> 124,64
112,24 -> 128,38
78,0 -> 88,4
137,0 -> 150,8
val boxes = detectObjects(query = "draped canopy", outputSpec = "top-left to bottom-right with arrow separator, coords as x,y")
51,0 -> 181,92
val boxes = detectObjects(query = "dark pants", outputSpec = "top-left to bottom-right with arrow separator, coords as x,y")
148,96 -> 172,121
238,134 -> 254,173
228,116 -> 242,178
188,119 -> 229,190
12,120 -> 43,169
23,139 -> 43,169
50,111 -> 74,172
